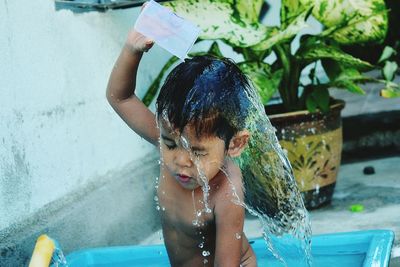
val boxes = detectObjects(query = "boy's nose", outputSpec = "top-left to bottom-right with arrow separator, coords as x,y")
174,149 -> 193,168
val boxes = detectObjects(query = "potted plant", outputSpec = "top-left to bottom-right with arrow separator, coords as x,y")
142,0 -> 400,209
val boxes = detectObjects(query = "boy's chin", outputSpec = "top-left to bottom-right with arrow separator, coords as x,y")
179,181 -> 201,190
183,184 -> 201,190
176,178 -> 201,190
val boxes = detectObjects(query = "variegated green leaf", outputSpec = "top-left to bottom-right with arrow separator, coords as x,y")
280,0 -> 313,27
251,10 -> 309,51
208,42 -> 223,58
234,0 -> 264,23
164,0 -> 268,48
335,80 -> 365,94
330,68 -> 372,94
313,0 -> 388,44
239,47 -> 267,62
238,62 -> 281,105
297,44 -> 373,69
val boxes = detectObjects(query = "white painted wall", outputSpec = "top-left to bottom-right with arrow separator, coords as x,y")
0,0 -> 169,231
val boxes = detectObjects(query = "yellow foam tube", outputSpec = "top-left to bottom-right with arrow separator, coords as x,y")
29,235 -> 55,267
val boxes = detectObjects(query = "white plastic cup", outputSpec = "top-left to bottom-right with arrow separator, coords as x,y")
134,0 -> 201,60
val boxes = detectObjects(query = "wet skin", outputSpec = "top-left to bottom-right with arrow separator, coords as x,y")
157,123 -> 256,266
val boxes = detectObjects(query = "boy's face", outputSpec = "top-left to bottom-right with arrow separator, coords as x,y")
159,119 -> 227,190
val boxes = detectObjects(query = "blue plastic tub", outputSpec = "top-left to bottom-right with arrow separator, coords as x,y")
64,230 -> 394,267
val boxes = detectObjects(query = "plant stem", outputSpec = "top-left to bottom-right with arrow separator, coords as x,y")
288,61 -> 300,109
275,44 -> 299,111
242,48 -> 251,61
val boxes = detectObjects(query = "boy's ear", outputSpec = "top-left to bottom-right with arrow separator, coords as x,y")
227,130 -> 250,157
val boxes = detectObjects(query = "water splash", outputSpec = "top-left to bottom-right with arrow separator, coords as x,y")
235,232 -> 242,240
233,83 -> 312,266
51,241 -> 69,267
181,135 -> 212,214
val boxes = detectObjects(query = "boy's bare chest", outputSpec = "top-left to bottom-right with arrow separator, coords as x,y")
157,175 -> 215,230
157,175 -> 217,265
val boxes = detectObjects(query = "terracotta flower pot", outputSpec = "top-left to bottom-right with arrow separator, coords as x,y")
266,100 -> 345,209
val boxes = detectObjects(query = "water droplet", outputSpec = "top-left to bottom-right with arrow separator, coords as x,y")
198,242 -> 204,248
235,232 -> 242,239
161,206 -> 166,211
315,184 -> 320,194
196,210 -> 202,217
156,205 -> 160,211
52,248 -> 68,267
154,196 -> 159,201
158,230 -> 163,241
203,258 -> 208,264
202,250 -> 210,257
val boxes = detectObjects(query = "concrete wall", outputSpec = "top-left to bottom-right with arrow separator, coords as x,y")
0,0 -> 167,264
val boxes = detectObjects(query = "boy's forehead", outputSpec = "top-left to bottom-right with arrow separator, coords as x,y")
159,119 -> 217,144
159,119 -> 180,135
159,119 -> 195,138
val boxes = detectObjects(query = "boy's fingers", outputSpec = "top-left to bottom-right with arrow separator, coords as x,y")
143,39 -> 154,52
145,39 -> 154,45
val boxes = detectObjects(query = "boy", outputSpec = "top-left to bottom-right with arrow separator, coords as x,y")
106,26 -> 257,266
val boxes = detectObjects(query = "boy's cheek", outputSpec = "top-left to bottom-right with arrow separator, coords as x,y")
202,154 -> 225,167
160,151 -> 172,166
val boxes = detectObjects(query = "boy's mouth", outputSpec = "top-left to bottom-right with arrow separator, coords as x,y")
177,174 -> 191,183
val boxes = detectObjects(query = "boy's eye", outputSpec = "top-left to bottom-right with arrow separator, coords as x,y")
193,150 -> 207,157
164,142 -> 177,150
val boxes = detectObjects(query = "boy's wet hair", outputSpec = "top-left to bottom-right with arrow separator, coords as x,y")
156,55 -> 252,147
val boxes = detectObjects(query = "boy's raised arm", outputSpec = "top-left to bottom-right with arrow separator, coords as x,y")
106,29 -> 159,146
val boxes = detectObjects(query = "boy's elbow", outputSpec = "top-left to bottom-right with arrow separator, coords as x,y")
106,87 -> 116,107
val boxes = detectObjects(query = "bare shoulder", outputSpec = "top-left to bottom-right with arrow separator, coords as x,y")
212,160 -> 245,207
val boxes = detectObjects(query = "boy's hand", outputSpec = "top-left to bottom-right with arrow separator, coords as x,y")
125,29 -> 154,54
126,2 -> 154,54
